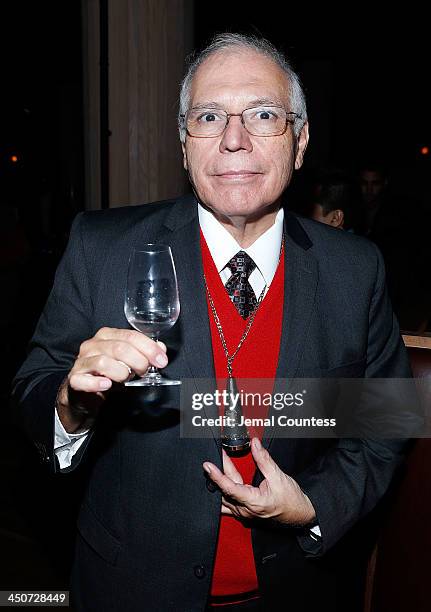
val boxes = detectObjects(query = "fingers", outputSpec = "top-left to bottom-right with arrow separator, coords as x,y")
89,328 -> 168,368
69,354 -> 136,392
69,326 -> 171,395
204,441 -> 307,524
203,462 -> 250,504
70,327 -> 170,394
250,437 -> 279,480
69,372 -> 113,393
62,326 -> 171,425
80,340 -> 152,377
222,449 -> 244,484
116,361 -> 133,377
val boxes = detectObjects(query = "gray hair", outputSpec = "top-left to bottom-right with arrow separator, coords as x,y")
178,32 -> 307,142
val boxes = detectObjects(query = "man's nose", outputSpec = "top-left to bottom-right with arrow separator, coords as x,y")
219,116 -> 253,153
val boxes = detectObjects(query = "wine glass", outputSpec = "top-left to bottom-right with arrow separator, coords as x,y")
124,245 -> 181,386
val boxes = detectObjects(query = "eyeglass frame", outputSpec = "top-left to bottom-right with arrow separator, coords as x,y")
179,105 -> 302,138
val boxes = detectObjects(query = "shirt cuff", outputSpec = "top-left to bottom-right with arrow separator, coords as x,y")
309,525 -> 321,540
54,408 -> 90,447
54,408 -> 90,469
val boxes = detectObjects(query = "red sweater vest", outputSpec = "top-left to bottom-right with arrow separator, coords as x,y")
200,233 -> 285,598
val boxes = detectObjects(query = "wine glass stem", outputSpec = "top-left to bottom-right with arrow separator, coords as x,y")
146,336 -> 161,377
149,336 -> 161,375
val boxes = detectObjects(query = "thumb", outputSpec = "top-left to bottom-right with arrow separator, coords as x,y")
251,437 -> 278,480
156,340 -> 167,353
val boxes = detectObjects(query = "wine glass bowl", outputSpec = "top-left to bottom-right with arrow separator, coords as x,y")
124,245 -> 181,386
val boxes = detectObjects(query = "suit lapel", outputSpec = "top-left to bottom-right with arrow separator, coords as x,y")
261,213 -> 319,452
159,199 -> 215,380
152,196 -> 222,454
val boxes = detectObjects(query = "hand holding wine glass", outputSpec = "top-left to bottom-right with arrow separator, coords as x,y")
124,245 -> 181,386
56,327 -> 168,433
55,245 -> 180,433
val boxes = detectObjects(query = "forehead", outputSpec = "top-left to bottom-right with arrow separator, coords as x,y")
190,48 -> 290,108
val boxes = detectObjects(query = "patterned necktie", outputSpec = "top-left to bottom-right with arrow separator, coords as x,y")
225,251 -> 257,319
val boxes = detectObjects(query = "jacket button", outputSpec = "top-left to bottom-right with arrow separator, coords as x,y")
206,479 -> 218,493
194,565 -> 206,579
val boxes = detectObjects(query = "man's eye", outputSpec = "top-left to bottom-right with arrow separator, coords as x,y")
256,110 -> 276,120
198,112 -> 222,122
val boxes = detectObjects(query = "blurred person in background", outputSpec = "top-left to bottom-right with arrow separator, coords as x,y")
309,171 -> 362,232
358,163 -> 430,331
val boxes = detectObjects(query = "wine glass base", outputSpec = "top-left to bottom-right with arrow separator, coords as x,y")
124,374 -> 181,386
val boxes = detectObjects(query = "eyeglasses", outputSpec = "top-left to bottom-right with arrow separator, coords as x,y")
180,106 -> 301,138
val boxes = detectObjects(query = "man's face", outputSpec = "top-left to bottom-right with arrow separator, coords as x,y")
360,170 -> 386,206
182,49 -> 308,221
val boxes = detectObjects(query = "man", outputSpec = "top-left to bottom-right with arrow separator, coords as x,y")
359,164 -> 388,235
358,163 -> 430,329
13,34 -> 415,611
309,171 -> 362,231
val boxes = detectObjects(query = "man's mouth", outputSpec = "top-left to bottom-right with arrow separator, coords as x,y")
213,170 -> 262,179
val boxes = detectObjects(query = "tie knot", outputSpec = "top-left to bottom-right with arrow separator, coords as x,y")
227,251 -> 256,280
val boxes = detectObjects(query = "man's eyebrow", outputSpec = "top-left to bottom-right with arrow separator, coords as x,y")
247,97 -> 285,107
190,102 -> 225,111
190,98 -> 285,111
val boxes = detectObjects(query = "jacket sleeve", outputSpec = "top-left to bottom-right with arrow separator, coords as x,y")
295,244 -> 421,557
11,212 -> 95,473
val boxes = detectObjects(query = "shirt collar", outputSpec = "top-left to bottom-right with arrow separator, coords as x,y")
198,203 -> 284,286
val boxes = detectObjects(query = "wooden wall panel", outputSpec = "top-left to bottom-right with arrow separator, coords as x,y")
109,0 -> 193,207
82,0 -> 193,209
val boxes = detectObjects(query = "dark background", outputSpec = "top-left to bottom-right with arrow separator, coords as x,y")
0,0 -> 429,595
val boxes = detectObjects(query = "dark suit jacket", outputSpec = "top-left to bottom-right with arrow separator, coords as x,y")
13,194 -> 415,611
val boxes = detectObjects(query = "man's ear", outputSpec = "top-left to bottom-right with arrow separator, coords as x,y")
181,141 -> 188,171
294,121 -> 309,170
329,209 -> 344,228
